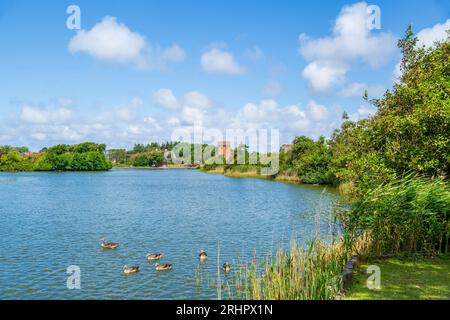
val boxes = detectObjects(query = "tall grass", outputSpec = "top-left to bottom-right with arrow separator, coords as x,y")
222,235 -> 371,300
203,176 -> 448,300
339,176 -> 450,255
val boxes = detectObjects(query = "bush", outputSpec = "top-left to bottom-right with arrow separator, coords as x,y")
131,152 -> 165,167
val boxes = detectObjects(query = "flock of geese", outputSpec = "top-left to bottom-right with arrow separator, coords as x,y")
100,238 -> 231,275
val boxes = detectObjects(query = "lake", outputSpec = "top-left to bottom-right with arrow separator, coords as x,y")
0,169 -> 341,299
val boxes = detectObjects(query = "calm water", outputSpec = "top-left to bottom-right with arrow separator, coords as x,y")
0,169 -> 341,299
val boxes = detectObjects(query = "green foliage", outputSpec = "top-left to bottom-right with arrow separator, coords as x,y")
291,136 -> 335,184
329,119 -> 397,193
34,142 -> 112,171
71,151 -> 111,171
328,27 -> 449,195
107,149 -> 128,165
108,141 -> 181,167
0,142 -> 112,172
0,150 -> 34,171
132,141 -> 179,153
277,136 -> 335,185
339,176 -> 450,255
131,152 -> 165,167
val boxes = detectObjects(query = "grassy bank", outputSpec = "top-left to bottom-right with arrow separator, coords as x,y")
345,255 -> 450,300
113,164 -> 199,169
224,170 -> 262,179
202,166 -> 303,184
274,174 -> 301,183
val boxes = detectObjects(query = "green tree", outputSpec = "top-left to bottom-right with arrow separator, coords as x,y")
292,136 -> 335,184
329,26 -> 449,195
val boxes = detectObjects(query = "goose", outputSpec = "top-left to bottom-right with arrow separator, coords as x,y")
146,253 -> 163,261
100,238 -> 119,249
155,263 -> 172,271
198,250 -> 208,261
222,262 -> 231,273
123,265 -> 139,274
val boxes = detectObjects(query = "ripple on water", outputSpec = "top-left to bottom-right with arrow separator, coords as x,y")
0,170 -> 341,299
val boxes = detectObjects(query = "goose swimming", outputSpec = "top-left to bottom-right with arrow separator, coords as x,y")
222,262 -> 231,272
100,238 -> 119,249
123,265 -> 139,274
146,253 -> 163,261
155,263 -> 173,271
198,250 -> 208,261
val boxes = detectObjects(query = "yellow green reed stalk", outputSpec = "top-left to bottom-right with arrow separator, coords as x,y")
228,235 -> 371,300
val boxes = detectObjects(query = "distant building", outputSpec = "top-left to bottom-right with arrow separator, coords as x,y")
280,144 -> 293,153
217,141 -> 232,159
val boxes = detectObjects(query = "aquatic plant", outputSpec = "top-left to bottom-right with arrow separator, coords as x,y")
218,235 -> 371,300
340,176 -> 450,255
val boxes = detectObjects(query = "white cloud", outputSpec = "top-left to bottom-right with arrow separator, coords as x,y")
153,89 -> 178,109
280,105 -> 310,131
31,133 -> 47,141
6,92 -> 339,149
235,100 -> 279,126
181,106 -> 207,124
160,44 -> 187,62
263,81 -> 282,97
151,90 -> 214,125
393,61 -> 402,81
201,47 -> 245,74
307,100 -> 328,121
183,91 -> 212,109
231,99 -> 332,139
179,92 -> 213,124
130,97 -> 143,107
298,2 -> 396,92
416,19 -> 450,48
59,126 -> 82,141
340,82 -> 385,97
96,98 -> 142,124
167,117 -> 181,127
69,16 -> 147,65
350,105 -> 377,120
20,105 -> 72,124
115,107 -> 134,122
68,16 -> 186,69
244,46 -> 264,61
302,62 -> 346,92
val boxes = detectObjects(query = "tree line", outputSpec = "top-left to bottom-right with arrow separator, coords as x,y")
107,141 -> 178,167
0,142 -> 112,171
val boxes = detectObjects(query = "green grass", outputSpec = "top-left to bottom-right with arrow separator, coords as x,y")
345,255 -> 450,300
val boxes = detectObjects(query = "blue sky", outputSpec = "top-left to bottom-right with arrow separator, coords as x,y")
0,0 -> 449,150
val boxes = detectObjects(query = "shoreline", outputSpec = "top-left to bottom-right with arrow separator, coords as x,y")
201,168 -> 337,190
113,164 -> 199,170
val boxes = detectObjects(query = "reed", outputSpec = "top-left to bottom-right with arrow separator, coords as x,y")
222,235 -> 371,300
339,176 -> 450,255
